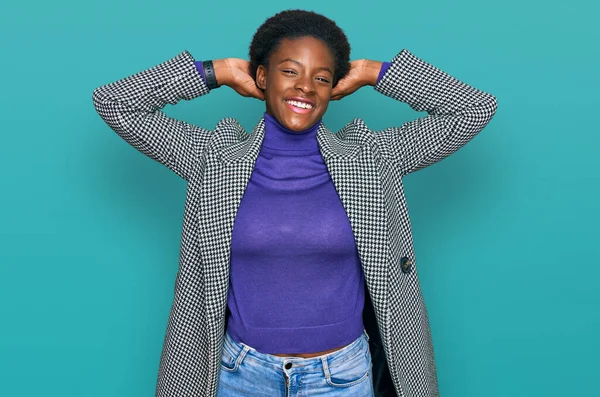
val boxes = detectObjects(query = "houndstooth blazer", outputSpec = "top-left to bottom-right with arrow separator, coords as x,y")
92,48 -> 497,397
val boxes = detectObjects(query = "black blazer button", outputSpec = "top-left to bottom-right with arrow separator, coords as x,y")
400,256 -> 413,273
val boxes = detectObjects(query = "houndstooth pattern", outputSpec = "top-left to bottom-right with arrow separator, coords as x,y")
92,48 -> 497,397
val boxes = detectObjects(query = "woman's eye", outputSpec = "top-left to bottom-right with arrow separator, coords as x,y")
281,70 -> 329,83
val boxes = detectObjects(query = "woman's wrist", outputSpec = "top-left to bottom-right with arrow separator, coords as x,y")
362,60 -> 383,86
213,59 -> 231,87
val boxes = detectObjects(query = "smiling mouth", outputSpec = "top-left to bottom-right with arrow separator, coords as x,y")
285,99 -> 315,114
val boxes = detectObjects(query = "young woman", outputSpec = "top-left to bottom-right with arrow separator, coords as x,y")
92,9 -> 497,397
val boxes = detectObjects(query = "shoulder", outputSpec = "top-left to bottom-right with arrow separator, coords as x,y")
214,117 -> 245,134
209,117 -> 248,142
332,118 -> 393,163
335,118 -> 378,145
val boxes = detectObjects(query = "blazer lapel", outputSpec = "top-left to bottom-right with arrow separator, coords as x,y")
198,117 -> 389,336
316,123 -> 390,326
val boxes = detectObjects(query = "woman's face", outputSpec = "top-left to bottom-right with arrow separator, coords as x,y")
256,36 -> 335,132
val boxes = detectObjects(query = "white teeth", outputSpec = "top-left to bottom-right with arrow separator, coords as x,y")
286,100 -> 314,109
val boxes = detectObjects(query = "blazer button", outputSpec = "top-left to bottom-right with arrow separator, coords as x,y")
400,256 -> 413,273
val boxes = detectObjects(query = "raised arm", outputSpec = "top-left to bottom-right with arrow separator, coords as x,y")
91,50 -> 218,180
374,49 -> 498,176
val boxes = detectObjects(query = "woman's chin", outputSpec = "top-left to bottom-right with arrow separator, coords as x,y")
283,112 -> 322,131
285,119 -> 315,132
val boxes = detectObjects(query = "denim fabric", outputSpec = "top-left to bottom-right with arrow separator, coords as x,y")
217,330 -> 374,396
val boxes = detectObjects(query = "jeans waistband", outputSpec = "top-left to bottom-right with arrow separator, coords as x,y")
222,329 -> 370,372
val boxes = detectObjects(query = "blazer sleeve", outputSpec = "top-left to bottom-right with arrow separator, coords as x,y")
373,49 -> 498,176
92,50 -> 211,181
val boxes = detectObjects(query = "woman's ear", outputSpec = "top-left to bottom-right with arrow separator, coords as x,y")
256,65 -> 267,90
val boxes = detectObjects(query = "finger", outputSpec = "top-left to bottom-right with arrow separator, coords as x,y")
247,82 -> 264,100
331,82 -> 346,97
333,90 -> 347,99
247,90 -> 264,101
330,90 -> 344,100
241,83 -> 264,100
254,88 -> 265,101
331,84 -> 346,97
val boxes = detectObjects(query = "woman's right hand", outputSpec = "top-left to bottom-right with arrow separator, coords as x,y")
214,58 -> 265,101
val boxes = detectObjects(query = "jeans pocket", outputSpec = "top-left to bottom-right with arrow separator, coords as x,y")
325,344 -> 371,387
220,335 -> 249,373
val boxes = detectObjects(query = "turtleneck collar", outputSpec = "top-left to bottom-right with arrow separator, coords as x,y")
262,112 -> 321,151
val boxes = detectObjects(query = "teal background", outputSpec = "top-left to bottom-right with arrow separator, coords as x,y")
1,0 -> 598,395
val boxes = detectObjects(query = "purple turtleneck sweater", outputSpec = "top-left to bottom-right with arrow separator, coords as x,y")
193,59 -> 390,354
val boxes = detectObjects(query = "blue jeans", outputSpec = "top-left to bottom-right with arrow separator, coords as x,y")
217,330 -> 374,396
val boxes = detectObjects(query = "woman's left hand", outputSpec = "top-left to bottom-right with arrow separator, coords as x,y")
330,59 -> 383,101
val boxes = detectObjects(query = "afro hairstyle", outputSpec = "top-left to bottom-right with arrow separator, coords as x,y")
249,10 -> 351,87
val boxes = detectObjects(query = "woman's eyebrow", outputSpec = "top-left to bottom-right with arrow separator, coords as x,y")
278,58 -> 333,74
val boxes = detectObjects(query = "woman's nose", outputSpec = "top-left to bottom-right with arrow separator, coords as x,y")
294,74 -> 314,93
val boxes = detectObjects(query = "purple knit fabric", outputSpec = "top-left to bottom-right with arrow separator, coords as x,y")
223,111 -> 366,354
191,58 -> 389,354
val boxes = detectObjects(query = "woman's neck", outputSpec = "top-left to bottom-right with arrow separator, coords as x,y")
262,112 -> 321,151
